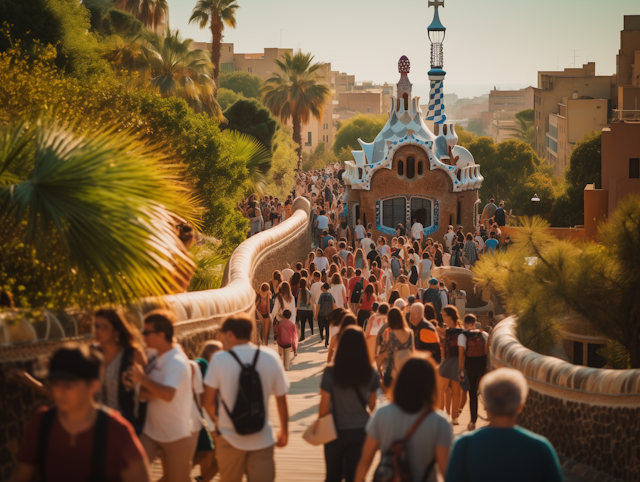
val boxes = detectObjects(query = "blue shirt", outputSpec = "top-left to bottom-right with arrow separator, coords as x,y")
446,426 -> 563,482
322,236 -> 335,250
316,215 -> 329,230
485,239 -> 499,253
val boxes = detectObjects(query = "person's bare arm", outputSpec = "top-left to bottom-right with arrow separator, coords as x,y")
327,336 -> 337,363
8,369 -> 51,399
436,446 -> 450,478
318,389 -> 331,417
9,463 -> 35,482
129,364 -> 176,402
121,458 -> 151,482
275,395 -> 289,447
354,435 -> 379,482
458,346 -> 466,376
368,390 -> 377,412
203,386 -> 218,424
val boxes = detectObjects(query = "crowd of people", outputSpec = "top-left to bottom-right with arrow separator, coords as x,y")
8,164 -> 564,482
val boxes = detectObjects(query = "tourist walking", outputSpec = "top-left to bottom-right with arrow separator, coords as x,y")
330,273 -> 348,309
296,278 -> 315,341
458,314 -> 489,431
271,282 -> 296,345
314,326 -> 379,482
10,344 -> 150,482
408,302 -> 441,363
128,310 -> 197,482
354,354 -> 453,482
274,310 -> 298,371
255,283 -> 272,344
446,369 -> 563,482
317,283 -> 337,345
202,315 -> 290,482
437,306 -> 465,424
357,284 -> 376,328
376,307 -> 414,388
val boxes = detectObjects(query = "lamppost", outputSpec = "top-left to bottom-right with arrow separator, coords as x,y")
531,193 -> 540,217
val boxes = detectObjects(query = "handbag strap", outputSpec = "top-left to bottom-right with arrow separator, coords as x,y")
419,414 -> 440,482
403,407 -> 433,442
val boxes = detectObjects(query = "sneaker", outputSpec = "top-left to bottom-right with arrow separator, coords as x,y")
452,417 -> 459,426
467,422 -> 476,431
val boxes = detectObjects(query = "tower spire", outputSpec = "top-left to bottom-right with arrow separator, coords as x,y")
426,0 -> 447,124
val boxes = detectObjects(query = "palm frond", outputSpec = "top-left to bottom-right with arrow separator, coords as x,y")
229,131 -> 271,195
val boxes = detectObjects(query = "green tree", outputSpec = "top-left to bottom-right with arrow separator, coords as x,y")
222,98 -> 279,153
84,0 -> 143,38
219,70 -> 263,99
467,119 -> 485,137
135,28 -> 221,118
455,124 -> 475,148
0,0 -> 110,78
114,0 -> 168,31
217,87 -> 244,111
550,131 -> 601,227
332,114 -> 387,155
503,108 -> 535,148
262,51 -> 331,169
229,131 -> 271,195
0,121 -> 199,308
302,142 -> 339,171
189,0 -> 239,89
265,126 -> 298,198
475,199 -> 640,368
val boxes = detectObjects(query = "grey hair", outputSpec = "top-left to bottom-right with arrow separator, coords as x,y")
480,368 -> 529,417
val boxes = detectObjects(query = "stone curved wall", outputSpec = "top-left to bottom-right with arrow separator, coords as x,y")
0,197 -> 312,479
491,317 -> 640,481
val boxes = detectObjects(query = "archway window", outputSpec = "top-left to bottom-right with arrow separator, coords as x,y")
406,157 -> 415,179
411,197 -> 432,228
402,93 -> 409,110
397,160 -> 404,176
417,161 -> 423,175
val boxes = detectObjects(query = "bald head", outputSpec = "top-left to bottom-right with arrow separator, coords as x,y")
409,302 -> 425,325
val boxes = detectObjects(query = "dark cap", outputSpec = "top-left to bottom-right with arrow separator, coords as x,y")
47,344 -> 103,381
408,295 -> 416,304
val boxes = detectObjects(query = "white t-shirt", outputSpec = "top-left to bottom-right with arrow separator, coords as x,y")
330,283 -> 347,308
204,344 -> 290,450
420,259 -> 433,274
444,231 -> 455,248
271,295 -> 296,322
354,224 -> 366,239
316,215 -> 329,230
475,235 -> 485,250
411,223 -> 424,240
315,256 -> 329,272
361,238 -> 376,255
457,330 -> 489,348
143,347 -> 195,442
310,281 -> 324,305
439,290 -> 448,312
281,268 -> 294,283
189,360 -> 204,434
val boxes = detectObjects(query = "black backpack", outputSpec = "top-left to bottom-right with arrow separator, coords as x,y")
351,277 -> 365,303
37,407 -> 109,482
221,349 -> 266,435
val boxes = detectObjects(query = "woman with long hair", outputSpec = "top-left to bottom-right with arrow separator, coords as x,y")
271,281 -> 296,346
296,278 -> 315,341
434,247 -> 444,268
328,263 -> 340,281
270,270 -> 283,309
388,289 -> 400,307
314,326 -> 379,482
255,283 -> 272,344
290,272 -> 302,299
376,307 -> 414,388
458,313 -> 489,431
354,248 -> 365,271
315,248 -> 329,273
330,273 -> 347,309
357,284 -> 376,328
419,251 -> 433,289
354,354 -> 452,482
306,251 -> 316,271
437,305 -> 465,425
365,302 -> 389,362
463,233 -> 479,268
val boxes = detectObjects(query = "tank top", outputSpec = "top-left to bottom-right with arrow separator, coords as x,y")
257,295 -> 270,316
360,293 -> 375,311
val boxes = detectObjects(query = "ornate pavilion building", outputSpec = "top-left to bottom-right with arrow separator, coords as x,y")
342,0 -> 484,242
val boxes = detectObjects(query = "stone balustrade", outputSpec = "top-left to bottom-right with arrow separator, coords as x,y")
490,317 -> 640,481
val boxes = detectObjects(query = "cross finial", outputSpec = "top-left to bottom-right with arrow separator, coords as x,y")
428,0 -> 444,11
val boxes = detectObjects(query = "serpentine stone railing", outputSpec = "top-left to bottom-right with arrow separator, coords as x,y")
0,196 -> 312,479
490,317 -> 640,481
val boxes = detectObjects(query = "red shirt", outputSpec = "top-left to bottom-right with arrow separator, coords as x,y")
17,406 -> 146,482
348,276 -> 369,296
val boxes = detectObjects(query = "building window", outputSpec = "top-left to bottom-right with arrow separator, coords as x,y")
411,198 -> 432,228
630,158 -> 640,179
366,107 -> 371,113
382,198 -> 406,230
248,67 -> 252,73
305,132 -> 312,146
397,160 -> 404,176
406,156 -> 415,179
402,92 -> 409,110
220,63 -> 233,73
229,46 -> 231,52
417,161 -> 423,175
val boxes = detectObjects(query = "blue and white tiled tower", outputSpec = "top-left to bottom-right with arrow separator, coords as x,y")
426,0 -> 447,124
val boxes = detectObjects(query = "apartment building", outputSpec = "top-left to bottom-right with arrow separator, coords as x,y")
533,63 -> 614,175
615,16 -> 640,117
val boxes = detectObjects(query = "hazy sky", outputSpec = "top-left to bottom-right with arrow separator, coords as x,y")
168,0 -> 638,98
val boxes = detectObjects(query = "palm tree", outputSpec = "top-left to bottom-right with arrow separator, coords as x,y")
136,28 -> 222,118
189,0 -> 239,90
229,131 -> 271,195
115,0 -> 169,31
0,120 -> 200,306
261,51 -> 331,170
504,108 -> 535,148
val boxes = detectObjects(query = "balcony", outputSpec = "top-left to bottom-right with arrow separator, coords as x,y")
612,110 -> 640,122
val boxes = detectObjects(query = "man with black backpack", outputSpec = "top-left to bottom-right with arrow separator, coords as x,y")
203,315 -> 290,482
11,344 -> 150,482
349,269 -> 368,314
